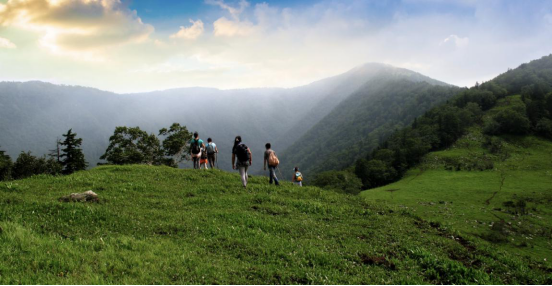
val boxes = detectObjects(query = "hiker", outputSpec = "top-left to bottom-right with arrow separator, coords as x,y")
263,143 -> 279,185
189,132 -> 205,169
231,136 -> 252,188
292,167 -> 303,187
206,138 -> 219,169
199,145 -> 209,169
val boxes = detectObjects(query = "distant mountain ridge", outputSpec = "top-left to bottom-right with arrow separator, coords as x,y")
0,63 -> 454,174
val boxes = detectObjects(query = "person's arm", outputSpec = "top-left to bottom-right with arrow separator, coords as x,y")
263,151 -> 267,170
232,153 -> 236,169
248,148 -> 252,166
215,146 -> 219,153
292,174 -> 296,182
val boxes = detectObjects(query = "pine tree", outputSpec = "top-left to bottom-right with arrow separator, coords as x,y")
60,129 -> 88,175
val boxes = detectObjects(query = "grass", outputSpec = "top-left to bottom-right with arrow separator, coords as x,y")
0,165 -> 551,284
363,96 -> 552,272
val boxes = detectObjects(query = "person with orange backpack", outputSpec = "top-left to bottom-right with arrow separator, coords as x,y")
263,143 -> 280,186
292,166 -> 303,187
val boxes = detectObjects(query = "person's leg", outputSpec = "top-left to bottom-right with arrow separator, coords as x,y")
268,166 -> 273,184
269,167 -> 279,185
208,155 -> 215,169
239,166 -> 247,187
193,157 -> 198,169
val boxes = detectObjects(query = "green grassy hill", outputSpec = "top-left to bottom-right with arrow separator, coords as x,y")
1,164 -> 551,284
363,95 -> 552,268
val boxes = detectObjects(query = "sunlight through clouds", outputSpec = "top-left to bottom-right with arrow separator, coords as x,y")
0,0 -> 153,55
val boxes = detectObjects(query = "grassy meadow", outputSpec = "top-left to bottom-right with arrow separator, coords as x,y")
0,163 -> 551,284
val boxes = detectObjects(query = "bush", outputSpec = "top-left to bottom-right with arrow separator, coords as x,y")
536,118 -> 552,139
483,108 -> 531,135
355,159 -> 398,189
312,170 -> 363,195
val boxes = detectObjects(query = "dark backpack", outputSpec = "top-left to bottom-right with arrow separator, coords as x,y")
200,148 -> 208,159
235,143 -> 250,162
191,140 -> 201,155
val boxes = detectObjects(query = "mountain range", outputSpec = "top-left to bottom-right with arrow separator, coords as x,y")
0,63 -> 458,177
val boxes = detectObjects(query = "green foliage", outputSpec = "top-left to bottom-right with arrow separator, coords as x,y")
355,159 -> 398,189
312,170 -> 362,195
536,118 -> 552,139
11,151 -> 62,180
158,123 -> 193,167
60,129 -> 88,175
483,108 -> 531,136
0,148 -> 12,181
100,126 -> 163,165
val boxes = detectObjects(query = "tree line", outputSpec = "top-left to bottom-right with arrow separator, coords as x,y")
0,123 -> 194,181
0,129 -> 87,180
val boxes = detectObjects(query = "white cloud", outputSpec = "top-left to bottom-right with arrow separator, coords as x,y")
213,17 -> 256,37
440,34 -> 470,48
0,37 -> 16,49
170,19 -> 204,40
0,0 -> 153,55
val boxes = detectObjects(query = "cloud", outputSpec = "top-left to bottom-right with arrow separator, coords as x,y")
213,17 -> 256,37
205,0 -> 249,21
170,19 -> 204,40
0,0 -> 153,54
0,37 -> 16,49
440,34 -> 469,48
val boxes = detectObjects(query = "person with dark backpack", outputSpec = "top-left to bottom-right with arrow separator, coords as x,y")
231,135 -> 252,188
263,143 -> 279,186
206,138 -> 218,169
189,132 -> 205,169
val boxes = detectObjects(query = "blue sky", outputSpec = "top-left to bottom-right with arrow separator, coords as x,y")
0,0 -> 551,92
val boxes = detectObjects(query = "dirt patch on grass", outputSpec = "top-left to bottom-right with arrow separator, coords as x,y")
359,254 -> 396,270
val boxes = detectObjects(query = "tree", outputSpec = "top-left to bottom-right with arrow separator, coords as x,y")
48,138 -> 62,163
158,123 -> 193,167
100,126 -> 163,165
12,151 -> 62,180
0,147 -> 12,181
60,129 -> 88,175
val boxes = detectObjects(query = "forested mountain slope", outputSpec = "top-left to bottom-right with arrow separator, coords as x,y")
277,74 -> 460,178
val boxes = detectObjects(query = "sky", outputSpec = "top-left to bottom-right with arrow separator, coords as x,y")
0,0 -> 551,93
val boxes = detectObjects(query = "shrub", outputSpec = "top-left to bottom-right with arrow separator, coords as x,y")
312,170 -> 363,195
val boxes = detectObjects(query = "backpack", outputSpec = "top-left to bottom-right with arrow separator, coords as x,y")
235,143 -> 250,163
268,150 -> 279,167
190,140 -> 201,155
295,172 -> 303,182
200,148 -> 208,159
206,143 -> 215,155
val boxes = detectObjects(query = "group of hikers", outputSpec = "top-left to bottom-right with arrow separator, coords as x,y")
188,132 -> 303,188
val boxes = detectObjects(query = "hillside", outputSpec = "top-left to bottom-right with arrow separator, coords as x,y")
362,95 -> 552,265
277,76 -> 460,178
1,165 -> 550,284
